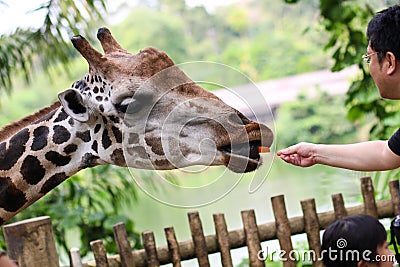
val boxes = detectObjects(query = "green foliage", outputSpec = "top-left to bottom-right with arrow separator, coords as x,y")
282,0 -> 400,139
109,8 -> 188,64
225,6 -> 250,36
113,0 -> 332,84
214,0 -> 331,81
0,0 -> 106,92
276,91 -> 360,147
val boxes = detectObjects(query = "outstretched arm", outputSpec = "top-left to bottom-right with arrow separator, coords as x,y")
277,140 -> 400,171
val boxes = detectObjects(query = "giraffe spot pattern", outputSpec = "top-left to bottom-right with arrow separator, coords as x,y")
94,124 -> 101,133
109,116 -> 120,123
91,140 -> 98,153
54,110 -> 69,122
20,155 -> 46,185
0,177 -> 27,212
40,173 -> 67,194
73,79 -> 86,90
53,125 -> 71,144
81,153 -> 100,168
102,129 -> 112,149
112,126 -> 122,143
0,128 -> 29,171
64,144 -> 78,154
76,130 -> 91,142
128,133 -> 139,144
155,159 -> 170,168
31,126 -> 49,151
111,148 -> 125,165
145,136 -> 164,156
130,146 -> 149,159
45,151 -> 71,166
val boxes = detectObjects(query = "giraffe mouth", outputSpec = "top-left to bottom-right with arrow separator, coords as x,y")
220,140 -> 262,160
219,140 -> 266,173
218,122 -> 273,173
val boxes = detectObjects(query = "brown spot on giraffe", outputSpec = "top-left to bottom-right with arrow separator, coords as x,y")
0,128 -> 29,171
32,126 -> 49,151
20,155 -> 46,185
145,136 -> 165,156
0,177 -> 27,212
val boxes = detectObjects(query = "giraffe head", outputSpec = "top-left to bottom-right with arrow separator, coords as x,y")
58,28 -> 273,173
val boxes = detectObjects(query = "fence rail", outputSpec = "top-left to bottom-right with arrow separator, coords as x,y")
2,176 -> 399,267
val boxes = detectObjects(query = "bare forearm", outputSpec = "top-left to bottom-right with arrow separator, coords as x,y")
314,141 -> 400,171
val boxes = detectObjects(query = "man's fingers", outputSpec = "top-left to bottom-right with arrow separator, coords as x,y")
278,144 -> 299,155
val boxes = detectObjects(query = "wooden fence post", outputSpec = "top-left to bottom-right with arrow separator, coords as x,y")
165,227 -> 182,267
301,199 -> 323,267
271,195 -> 296,267
142,231 -> 160,267
113,222 -> 136,267
331,193 -> 347,220
90,240 -> 109,267
69,248 -> 83,267
213,213 -> 233,267
241,209 -> 263,267
2,216 -> 59,267
188,211 -> 210,267
360,176 -> 378,218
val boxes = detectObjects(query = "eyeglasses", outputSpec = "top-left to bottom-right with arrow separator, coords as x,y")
362,52 -> 379,63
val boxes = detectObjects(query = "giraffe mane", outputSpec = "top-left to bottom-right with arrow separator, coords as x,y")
0,101 -> 61,142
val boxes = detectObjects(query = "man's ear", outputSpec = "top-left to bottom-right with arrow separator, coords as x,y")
58,88 -> 89,122
386,51 -> 397,75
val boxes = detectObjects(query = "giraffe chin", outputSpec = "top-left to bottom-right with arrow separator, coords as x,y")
221,151 -> 262,173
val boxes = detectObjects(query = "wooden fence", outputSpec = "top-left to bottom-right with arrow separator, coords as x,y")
2,176 -> 399,267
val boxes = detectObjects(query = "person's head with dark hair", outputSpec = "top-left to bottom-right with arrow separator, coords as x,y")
365,5 -> 400,100
367,5 -> 400,63
321,214 -> 394,267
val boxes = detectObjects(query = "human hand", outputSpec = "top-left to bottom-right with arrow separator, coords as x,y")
0,253 -> 17,267
277,142 -> 317,167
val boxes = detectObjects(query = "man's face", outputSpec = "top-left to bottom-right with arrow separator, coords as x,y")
367,45 -> 386,97
367,44 -> 400,100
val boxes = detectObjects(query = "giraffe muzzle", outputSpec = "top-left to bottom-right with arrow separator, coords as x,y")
218,121 -> 273,173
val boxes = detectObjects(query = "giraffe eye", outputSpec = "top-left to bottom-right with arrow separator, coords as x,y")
121,98 -> 135,106
115,98 -> 136,114
115,93 -> 153,114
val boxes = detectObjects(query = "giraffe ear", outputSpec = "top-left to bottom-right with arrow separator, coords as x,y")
58,88 -> 90,122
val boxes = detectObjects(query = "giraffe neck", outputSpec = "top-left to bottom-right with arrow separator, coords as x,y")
0,105 -> 122,225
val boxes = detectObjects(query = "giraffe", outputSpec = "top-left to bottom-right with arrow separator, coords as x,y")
0,28 -> 273,225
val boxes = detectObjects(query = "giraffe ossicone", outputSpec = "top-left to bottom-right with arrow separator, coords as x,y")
0,27 -> 273,225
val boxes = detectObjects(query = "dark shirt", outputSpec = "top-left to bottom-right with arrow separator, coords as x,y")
388,128 -> 400,156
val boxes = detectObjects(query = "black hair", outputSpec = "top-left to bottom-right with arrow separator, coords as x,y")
321,214 -> 387,267
367,5 -> 400,62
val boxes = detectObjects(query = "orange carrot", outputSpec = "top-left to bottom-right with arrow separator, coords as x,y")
258,146 -> 270,153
